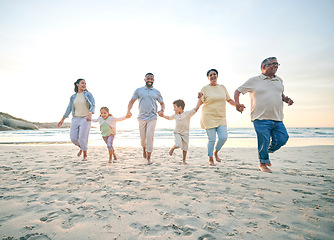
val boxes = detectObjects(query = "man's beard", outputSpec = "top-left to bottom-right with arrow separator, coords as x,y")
146,82 -> 153,88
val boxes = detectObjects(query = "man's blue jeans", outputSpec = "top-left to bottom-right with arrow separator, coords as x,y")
253,120 -> 289,164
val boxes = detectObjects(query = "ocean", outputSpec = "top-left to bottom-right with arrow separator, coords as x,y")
0,127 -> 333,148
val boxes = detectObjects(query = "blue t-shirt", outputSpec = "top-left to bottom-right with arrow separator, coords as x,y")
132,86 -> 163,121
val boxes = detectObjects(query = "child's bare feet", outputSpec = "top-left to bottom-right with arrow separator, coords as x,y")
77,150 -> 82,157
259,163 -> 272,173
214,150 -> 221,162
108,158 -> 112,164
182,161 -> 187,165
208,157 -> 215,166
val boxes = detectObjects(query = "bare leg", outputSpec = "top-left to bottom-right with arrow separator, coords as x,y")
77,145 -> 82,157
169,146 -> 176,156
147,152 -> 152,165
142,147 -> 146,159
259,162 -> 272,173
108,150 -> 113,163
182,150 -> 187,164
208,157 -> 215,166
82,151 -> 88,161
214,150 -> 221,162
113,151 -> 117,160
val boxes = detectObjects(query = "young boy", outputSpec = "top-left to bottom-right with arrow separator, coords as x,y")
159,99 -> 202,164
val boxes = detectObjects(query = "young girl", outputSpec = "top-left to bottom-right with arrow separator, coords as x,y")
92,107 -> 128,163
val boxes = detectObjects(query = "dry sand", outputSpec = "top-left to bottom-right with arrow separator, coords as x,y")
0,145 -> 333,239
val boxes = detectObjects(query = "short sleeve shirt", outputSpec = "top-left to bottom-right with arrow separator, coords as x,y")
200,84 -> 231,129
170,109 -> 196,134
237,74 -> 284,121
132,86 -> 163,121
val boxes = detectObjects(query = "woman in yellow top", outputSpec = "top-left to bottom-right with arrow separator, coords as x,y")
199,69 -> 236,166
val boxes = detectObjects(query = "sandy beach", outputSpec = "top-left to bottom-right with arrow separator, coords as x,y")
0,145 -> 333,239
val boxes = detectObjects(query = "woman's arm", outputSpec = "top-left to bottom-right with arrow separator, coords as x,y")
227,98 -> 236,106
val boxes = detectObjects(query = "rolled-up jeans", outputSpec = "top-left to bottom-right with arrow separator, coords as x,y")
253,120 -> 289,164
138,119 -> 157,153
205,125 -> 228,157
70,116 -> 91,151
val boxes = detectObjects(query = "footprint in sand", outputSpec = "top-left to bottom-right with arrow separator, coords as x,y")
269,220 -> 290,229
18,233 -> 52,240
40,211 -> 59,223
198,233 -> 216,240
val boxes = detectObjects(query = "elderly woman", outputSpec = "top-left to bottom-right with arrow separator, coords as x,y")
199,69 -> 236,165
58,79 -> 95,160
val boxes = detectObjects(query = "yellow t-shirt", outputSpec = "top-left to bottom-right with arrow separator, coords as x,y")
73,93 -> 90,117
200,84 -> 231,129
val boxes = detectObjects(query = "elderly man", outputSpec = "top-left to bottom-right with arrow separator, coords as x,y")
127,73 -> 165,165
234,57 -> 294,173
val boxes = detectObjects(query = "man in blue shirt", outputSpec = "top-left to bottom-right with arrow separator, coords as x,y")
127,73 -> 165,164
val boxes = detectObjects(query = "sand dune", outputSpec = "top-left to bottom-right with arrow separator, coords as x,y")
0,145 -> 333,239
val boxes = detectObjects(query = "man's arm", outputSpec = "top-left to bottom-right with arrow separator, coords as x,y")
234,90 -> 246,113
127,98 -> 136,118
157,101 -> 165,116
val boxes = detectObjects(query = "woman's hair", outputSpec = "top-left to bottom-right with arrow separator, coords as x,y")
100,107 -> 113,117
206,69 -> 218,77
74,78 -> 88,92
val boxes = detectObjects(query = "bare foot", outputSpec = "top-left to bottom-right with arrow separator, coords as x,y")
77,150 -> 82,157
214,150 -> 221,162
259,163 -> 272,173
143,148 -> 146,159
108,159 -> 112,164
266,162 -> 272,167
208,157 -> 215,166
147,159 -> 152,165
182,161 -> 187,165
169,147 -> 174,156
113,153 -> 117,160
82,151 -> 88,161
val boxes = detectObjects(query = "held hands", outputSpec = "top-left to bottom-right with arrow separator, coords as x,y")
158,110 -> 164,117
126,111 -> 132,118
235,103 -> 246,113
198,92 -> 203,99
86,113 -> 92,122
283,96 -> 294,106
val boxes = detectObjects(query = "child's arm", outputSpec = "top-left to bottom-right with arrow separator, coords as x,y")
160,113 -> 172,120
113,116 -> 127,122
90,116 -> 101,122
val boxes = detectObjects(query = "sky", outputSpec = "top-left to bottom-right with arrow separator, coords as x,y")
1,0 -> 333,130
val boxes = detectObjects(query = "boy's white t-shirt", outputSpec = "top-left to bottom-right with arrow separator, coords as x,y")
170,109 -> 196,134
